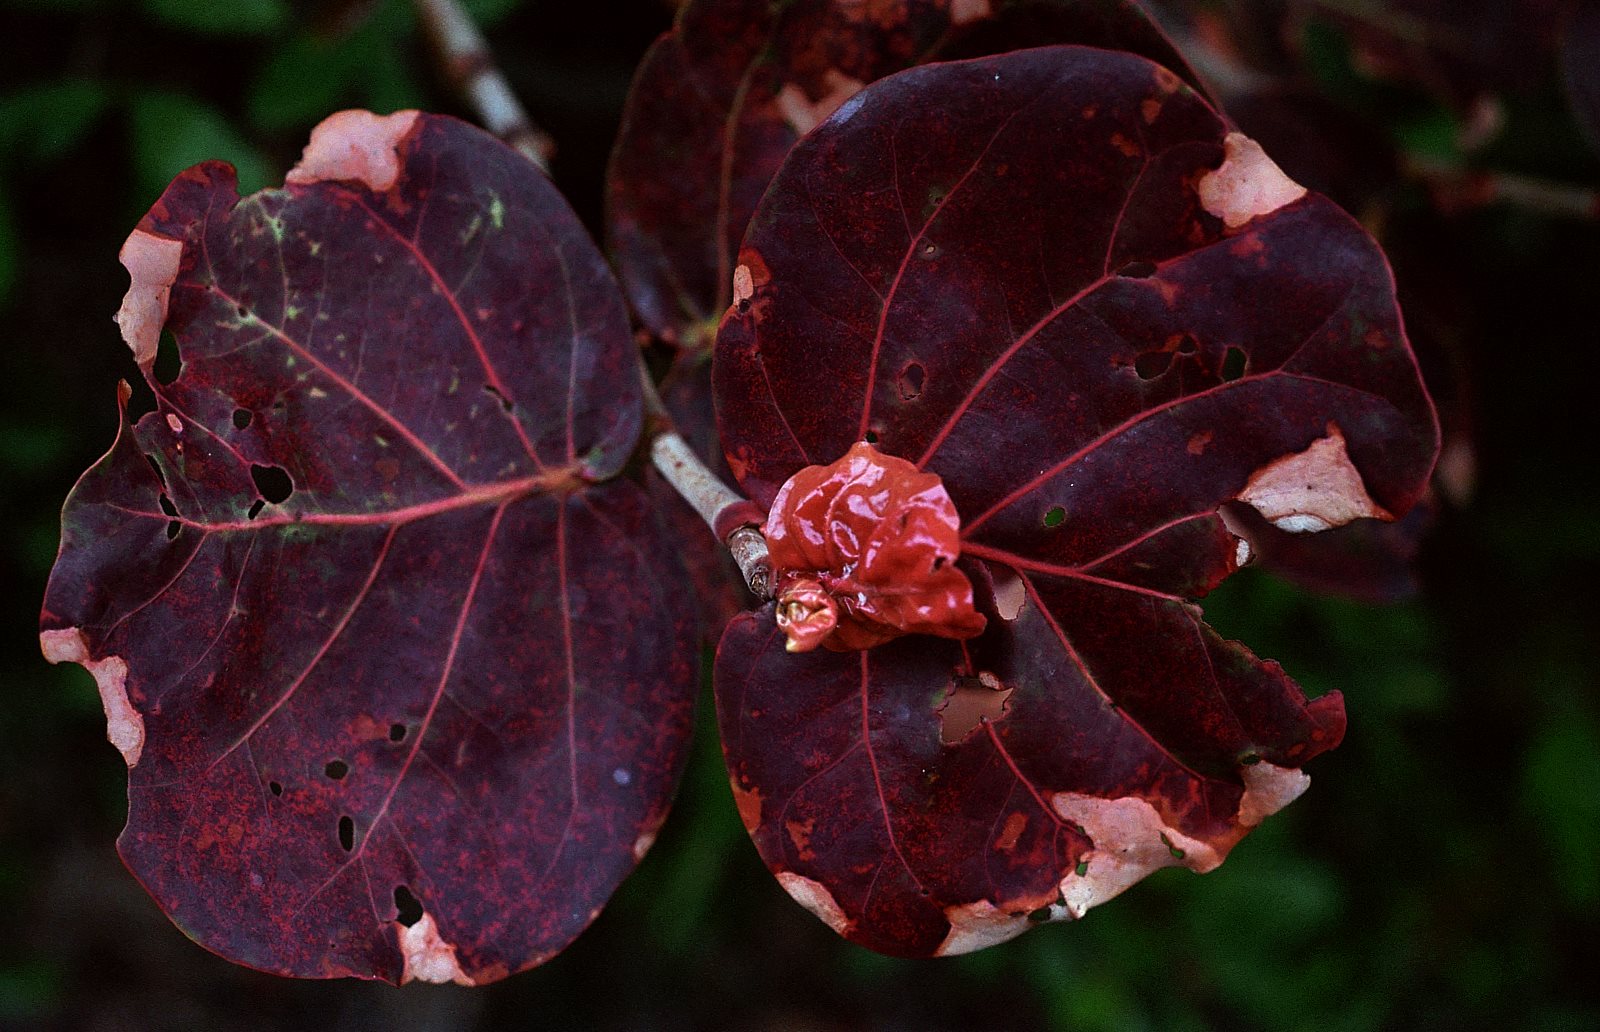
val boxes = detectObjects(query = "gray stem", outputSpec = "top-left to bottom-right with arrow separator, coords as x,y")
412,0 -> 554,170
412,0 -> 773,599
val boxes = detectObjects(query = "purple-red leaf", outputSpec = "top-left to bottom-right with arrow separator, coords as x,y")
607,0 -> 1203,352
714,47 -> 1437,954
40,111 -> 696,983
609,0 -> 1203,642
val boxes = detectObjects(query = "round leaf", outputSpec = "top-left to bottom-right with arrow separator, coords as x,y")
41,112 -> 696,983
607,0 -> 1204,352
714,47 -> 1437,955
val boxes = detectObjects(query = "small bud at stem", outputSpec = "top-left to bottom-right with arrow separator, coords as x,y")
775,578 -> 838,652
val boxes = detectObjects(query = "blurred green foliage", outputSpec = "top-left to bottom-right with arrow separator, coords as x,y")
129,91 -> 271,198
1,1 -> 1597,1029
144,0 -> 293,35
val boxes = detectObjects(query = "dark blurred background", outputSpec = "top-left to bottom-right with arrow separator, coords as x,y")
2,1 -> 1598,1029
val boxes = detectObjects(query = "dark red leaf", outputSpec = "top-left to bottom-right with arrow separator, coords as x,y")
1224,499 -> 1434,603
610,0 -> 1205,638
40,112 -> 697,983
714,48 -> 1437,954
606,0 -> 1203,353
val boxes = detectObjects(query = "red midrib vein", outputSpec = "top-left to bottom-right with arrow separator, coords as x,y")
110,470 -> 566,534
556,501 -> 581,812
915,270 -> 1113,470
960,542 -> 1183,603
860,651 -> 927,896
958,368 -> 1361,536
353,196 -> 547,470
360,503 -> 506,841
204,283 -> 466,489
859,97 -> 1035,442
1016,570 -> 1208,784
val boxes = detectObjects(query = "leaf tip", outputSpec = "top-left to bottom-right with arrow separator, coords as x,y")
731,780 -> 764,833
1051,793 -> 1220,919
732,263 -> 754,308
1236,761 -> 1311,827
933,899 -> 1029,957
774,70 -> 865,137
286,109 -> 421,194
947,0 -> 993,27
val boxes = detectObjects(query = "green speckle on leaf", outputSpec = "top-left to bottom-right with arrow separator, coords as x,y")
489,195 -> 505,230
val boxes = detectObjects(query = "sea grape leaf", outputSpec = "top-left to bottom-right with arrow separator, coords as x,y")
610,0 -> 1202,643
714,47 -> 1438,955
1224,499 -> 1434,604
606,0 -> 1203,354
40,111 -> 696,983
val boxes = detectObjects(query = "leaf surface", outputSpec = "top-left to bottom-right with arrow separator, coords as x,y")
41,112 -> 696,983
610,0 -> 1203,643
607,0 -> 1202,352
714,47 -> 1437,955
